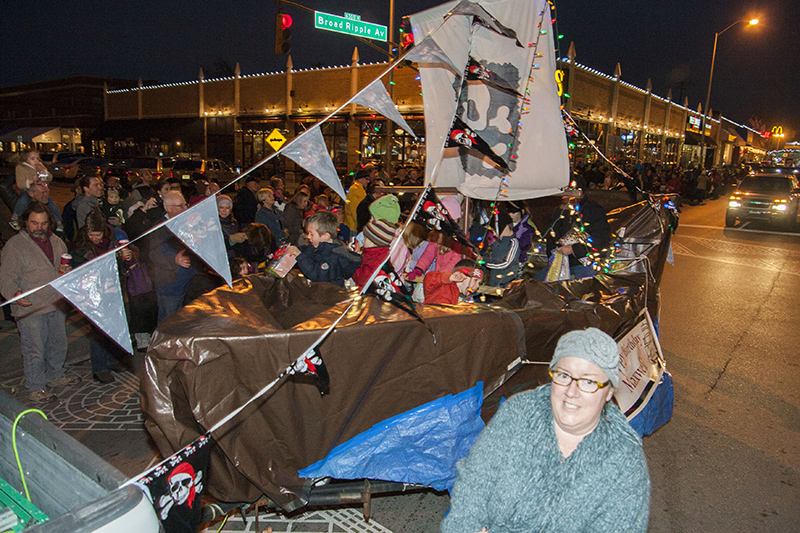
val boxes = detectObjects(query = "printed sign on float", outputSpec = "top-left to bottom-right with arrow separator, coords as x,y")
615,310 -> 666,419
314,11 -> 387,41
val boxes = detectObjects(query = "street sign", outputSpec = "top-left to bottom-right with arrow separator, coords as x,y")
314,11 -> 387,42
267,129 -> 287,151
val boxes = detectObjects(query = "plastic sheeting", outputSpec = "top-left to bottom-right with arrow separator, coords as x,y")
299,382 -> 485,491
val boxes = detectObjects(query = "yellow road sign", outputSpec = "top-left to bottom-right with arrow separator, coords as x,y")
267,129 -> 287,151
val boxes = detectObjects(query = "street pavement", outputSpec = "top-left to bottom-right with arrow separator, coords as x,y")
4,183 -> 800,531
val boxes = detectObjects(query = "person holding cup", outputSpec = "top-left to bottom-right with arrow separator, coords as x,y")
0,203 -> 79,403
69,209 -> 135,383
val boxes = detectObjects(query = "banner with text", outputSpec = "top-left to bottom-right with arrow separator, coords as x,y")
615,310 -> 665,419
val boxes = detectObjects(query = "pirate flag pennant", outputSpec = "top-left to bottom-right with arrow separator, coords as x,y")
134,434 -> 212,533
465,57 -> 521,96
364,260 -> 433,335
289,346 -> 330,396
403,36 -> 460,74
413,188 -> 475,251
449,0 -> 524,48
445,116 -> 509,170
562,110 -> 581,139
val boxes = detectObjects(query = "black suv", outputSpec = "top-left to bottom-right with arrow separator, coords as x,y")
726,172 -> 800,230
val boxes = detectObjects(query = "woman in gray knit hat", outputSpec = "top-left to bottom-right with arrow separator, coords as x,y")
442,328 -> 650,533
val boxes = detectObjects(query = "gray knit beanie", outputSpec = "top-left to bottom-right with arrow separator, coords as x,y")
549,328 -> 620,388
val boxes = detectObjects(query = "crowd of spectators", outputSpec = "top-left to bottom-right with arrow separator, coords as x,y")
571,159 -> 749,204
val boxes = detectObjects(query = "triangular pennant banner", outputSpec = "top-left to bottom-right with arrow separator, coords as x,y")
352,79 -> 417,138
449,0 -> 524,47
287,346 -> 330,396
281,126 -> 347,201
52,252 -> 133,354
404,36 -> 460,73
562,110 -> 581,138
134,433 -> 212,533
413,188 -> 475,251
165,197 -> 233,288
465,57 -> 521,96
445,115 -> 509,169
363,259 -> 433,334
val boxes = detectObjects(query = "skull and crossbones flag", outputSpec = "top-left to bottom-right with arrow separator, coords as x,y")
414,188 -> 475,252
134,433 -> 212,533
445,116 -> 509,170
364,260 -> 433,335
288,346 -> 330,396
464,57 -> 521,96
562,110 -> 582,139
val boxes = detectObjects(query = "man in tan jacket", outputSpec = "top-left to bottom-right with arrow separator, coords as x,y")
0,204 -> 79,403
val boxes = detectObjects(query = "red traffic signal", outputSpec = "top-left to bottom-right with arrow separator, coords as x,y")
275,13 -> 292,55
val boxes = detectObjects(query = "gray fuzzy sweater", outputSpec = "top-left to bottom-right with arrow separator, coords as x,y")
441,385 -> 650,533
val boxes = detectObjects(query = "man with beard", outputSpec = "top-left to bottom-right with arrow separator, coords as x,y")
0,204 -> 80,403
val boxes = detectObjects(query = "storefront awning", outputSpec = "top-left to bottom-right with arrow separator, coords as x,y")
683,131 -> 716,146
0,126 -> 60,143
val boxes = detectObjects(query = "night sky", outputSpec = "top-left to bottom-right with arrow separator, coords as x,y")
2,0 -> 798,137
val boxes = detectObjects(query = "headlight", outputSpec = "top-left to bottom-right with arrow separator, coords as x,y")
729,201 -> 742,208
772,204 -> 788,211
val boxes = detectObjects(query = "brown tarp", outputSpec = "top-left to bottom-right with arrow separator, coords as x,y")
140,191 -> 674,511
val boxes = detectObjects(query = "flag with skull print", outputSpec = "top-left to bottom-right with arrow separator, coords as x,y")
413,187 -> 475,251
288,346 -> 330,396
134,433 -> 212,533
464,57 -> 521,96
363,260 -> 432,334
444,116 -> 509,170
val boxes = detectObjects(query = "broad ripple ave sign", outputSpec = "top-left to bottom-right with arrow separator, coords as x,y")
314,11 -> 387,42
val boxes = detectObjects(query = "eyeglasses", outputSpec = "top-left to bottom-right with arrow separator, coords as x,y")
549,369 -> 610,393
166,203 -> 188,209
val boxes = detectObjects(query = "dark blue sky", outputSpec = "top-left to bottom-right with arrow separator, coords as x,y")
2,0 -> 797,136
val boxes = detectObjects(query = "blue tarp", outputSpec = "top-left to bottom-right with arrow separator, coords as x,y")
628,371 -> 674,437
299,382 -> 485,491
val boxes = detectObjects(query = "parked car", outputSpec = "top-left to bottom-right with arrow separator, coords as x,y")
104,159 -> 134,186
726,172 -> 800,230
39,151 -> 80,168
51,156 -> 89,180
170,158 -> 237,184
128,156 -> 176,181
74,157 -> 109,179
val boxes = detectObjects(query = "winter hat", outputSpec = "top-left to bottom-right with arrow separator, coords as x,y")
549,328 -> 620,388
440,196 -> 461,220
363,218 -> 397,247
369,194 -> 401,224
216,194 -> 233,208
122,196 -> 143,218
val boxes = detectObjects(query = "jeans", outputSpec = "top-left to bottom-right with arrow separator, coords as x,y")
16,310 -> 68,392
89,329 -> 123,374
156,290 -> 184,324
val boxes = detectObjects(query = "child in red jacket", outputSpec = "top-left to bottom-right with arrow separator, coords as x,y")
423,259 -> 484,305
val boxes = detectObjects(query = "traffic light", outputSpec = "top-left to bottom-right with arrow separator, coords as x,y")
398,19 -> 414,50
275,13 -> 292,55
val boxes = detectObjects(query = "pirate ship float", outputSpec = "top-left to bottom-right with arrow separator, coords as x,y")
141,0 -> 675,515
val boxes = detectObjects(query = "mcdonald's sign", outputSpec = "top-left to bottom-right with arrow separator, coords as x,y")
772,126 -> 784,137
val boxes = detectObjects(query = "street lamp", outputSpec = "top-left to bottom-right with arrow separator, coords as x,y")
700,18 -> 759,169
